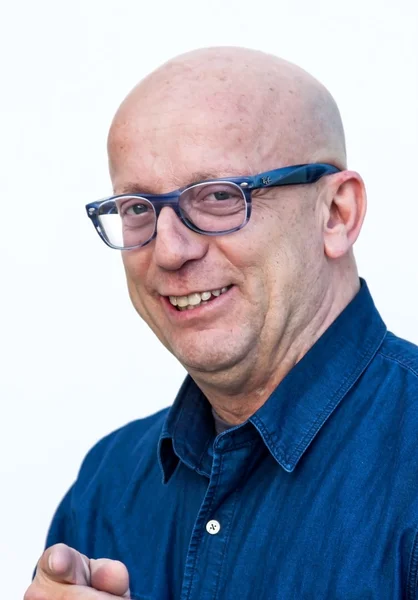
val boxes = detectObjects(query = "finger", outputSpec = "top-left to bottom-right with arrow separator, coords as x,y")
36,543 -> 91,586
90,559 -> 130,598
25,581 -> 131,600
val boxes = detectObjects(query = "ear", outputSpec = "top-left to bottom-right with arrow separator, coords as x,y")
322,170 -> 367,259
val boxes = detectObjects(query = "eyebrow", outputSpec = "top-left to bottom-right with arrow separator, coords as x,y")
115,170 -> 244,195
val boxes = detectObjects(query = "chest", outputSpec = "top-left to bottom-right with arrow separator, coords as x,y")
74,441 -> 413,599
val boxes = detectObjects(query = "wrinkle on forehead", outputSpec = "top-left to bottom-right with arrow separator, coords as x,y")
108,47 -> 347,189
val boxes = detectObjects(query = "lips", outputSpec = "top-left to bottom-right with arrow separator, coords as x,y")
167,286 -> 232,310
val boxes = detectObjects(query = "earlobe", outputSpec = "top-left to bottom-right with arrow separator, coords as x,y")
323,171 -> 367,260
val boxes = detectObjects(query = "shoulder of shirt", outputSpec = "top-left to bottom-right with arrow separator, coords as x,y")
377,330 -> 418,381
74,407 -> 170,492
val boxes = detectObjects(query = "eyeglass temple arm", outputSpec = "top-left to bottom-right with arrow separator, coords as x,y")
251,164 -> 340,188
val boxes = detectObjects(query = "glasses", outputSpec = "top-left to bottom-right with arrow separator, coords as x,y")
85,163 -> 340,250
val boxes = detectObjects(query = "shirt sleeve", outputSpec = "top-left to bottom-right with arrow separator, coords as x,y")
408,526 -> 418,599
44,484 -> 76,550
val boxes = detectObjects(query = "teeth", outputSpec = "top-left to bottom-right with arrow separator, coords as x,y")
168,286 -> 231,309
187,293 -> 201,306
177,296 -> 189,307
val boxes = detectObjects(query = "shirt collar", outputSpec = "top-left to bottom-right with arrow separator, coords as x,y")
158,279 -> 387,481
250,279 -> 387,471
159,376 -> 215,482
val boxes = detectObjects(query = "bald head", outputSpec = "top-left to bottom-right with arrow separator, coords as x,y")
107,47 -> 365,396
108,46 -> 346,192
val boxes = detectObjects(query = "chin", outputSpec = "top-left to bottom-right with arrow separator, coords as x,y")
172,335 -> 253,375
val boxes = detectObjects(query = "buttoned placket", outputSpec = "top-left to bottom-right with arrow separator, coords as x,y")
180,427 -> 260,600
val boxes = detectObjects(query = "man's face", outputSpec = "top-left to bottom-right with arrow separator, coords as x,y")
108,86 -> 325,379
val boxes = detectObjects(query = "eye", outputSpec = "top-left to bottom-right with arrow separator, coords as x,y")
116,198 -> 155,227
179,183 -> 245,223
125,203 -> 150,215
196,185 -> 242,204
213,190 -> 233,201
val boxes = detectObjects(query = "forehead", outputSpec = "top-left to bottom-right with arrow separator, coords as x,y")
109,121 -> 259,194
107,80 -> 289,194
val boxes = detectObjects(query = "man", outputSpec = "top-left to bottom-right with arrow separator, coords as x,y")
25,46 -> 418,599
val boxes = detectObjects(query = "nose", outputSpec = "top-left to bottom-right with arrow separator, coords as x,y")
153,206 -> 209,270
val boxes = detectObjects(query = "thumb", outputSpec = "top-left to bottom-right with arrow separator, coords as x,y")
90,558 -> 130,598
36,543 -> 91,585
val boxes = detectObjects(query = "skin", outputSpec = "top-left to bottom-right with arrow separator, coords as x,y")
24,543 -> 130,599
25,47 -> 367,598
108,46 -> 366,423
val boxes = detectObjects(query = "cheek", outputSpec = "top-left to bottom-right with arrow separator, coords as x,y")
122,251 -> 153,309
230,205 -> 319,297
220,209 -> 290,275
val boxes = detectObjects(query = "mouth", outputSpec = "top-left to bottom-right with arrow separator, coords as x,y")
165,285 -> 233,311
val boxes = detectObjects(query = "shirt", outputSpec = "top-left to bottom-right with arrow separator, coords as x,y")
45,280 -> 418,599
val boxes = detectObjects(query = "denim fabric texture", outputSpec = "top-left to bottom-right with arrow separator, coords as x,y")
46,280 -> 418,599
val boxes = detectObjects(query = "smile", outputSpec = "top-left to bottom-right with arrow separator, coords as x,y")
167,286 -> 232,311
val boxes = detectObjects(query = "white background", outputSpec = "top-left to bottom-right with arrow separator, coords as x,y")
1,0 -> 417,596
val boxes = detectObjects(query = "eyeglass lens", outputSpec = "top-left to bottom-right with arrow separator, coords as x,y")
97,182 -> 247,249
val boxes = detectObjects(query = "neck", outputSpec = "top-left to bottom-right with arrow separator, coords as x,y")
191,272 -> 360,426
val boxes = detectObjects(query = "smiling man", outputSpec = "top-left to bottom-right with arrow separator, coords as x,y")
25,47 -> 418,600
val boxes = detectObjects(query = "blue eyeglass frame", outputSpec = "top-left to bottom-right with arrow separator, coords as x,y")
85,163 -> 340,250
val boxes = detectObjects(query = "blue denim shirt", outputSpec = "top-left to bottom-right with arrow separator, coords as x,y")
46,281 -> 418,599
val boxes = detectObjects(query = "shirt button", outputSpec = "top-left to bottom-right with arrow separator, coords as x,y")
206,520 -> 221,535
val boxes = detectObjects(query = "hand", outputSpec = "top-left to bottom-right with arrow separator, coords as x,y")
24,543 -> 131,599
